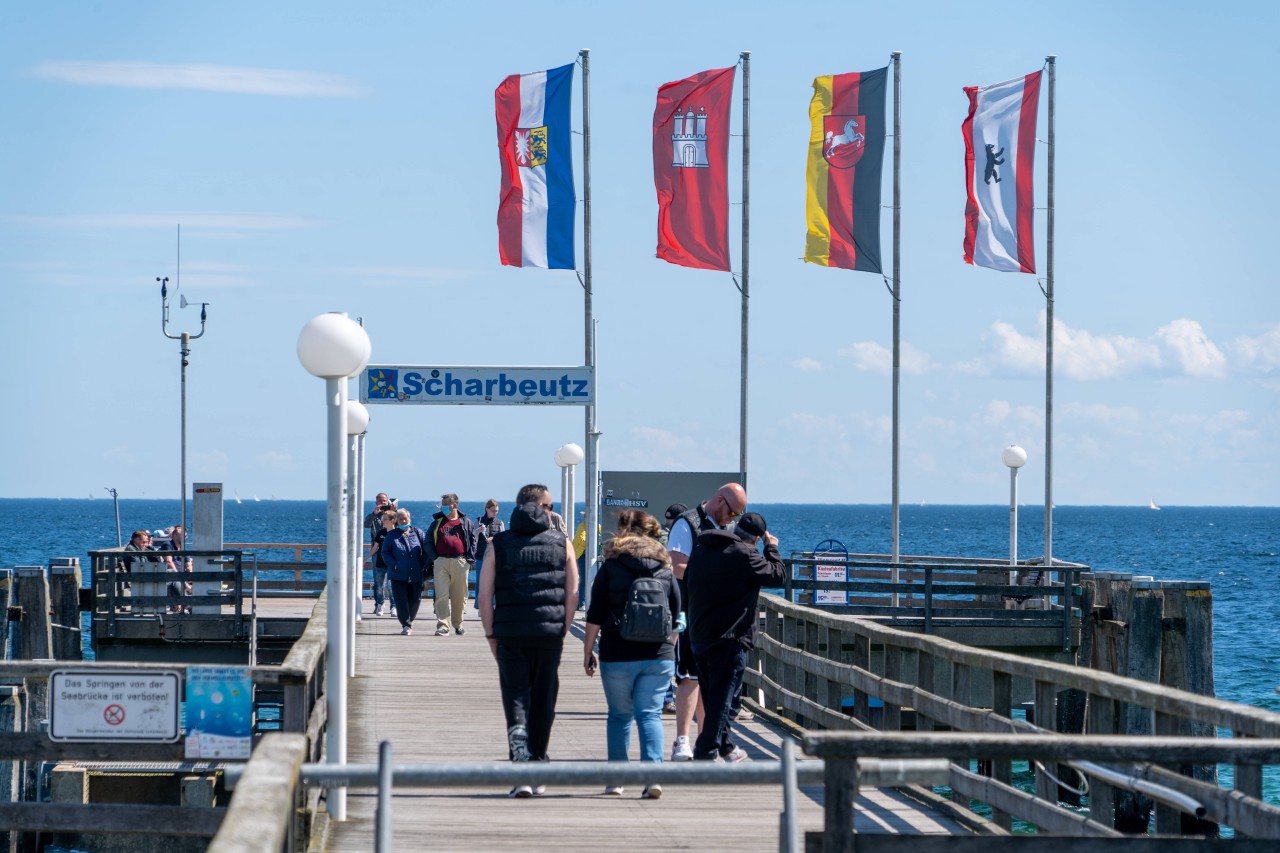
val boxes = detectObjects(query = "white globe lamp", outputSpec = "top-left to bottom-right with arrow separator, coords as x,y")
295,311 -> 370,823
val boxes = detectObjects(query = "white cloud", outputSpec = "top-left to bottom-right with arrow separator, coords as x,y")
1156,319 -> 1227,379
338,266 -> 481,285
1230,325 -> 1280,374
974,312 -> 1238,380
790,357 -> 824,372
979,399 -> 1042,430
255,451 -> 294,471
983,314 -> 1161,380
1061,402 -> 1143,436
9,213 -> 321,231
838,341 -> 931,375
31,60 -> 368,98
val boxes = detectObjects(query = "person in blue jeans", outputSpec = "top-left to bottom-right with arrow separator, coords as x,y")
365,510 -> 397,616
583,510 -> 682,799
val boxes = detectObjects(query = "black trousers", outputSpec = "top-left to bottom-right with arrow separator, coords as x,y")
495,639 -> 564,761
692,639 -> 749,760
389,579 -> 423,629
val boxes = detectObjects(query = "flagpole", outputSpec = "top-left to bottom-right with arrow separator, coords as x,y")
739,50 -> 751,484
1044,55 -> 1056,576
890,51 -> 902,605
580,48 -> 599,595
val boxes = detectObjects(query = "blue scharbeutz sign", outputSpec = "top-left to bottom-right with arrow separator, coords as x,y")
360,365 -> 594,406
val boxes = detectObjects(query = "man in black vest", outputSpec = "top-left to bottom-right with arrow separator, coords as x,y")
665,482 -> 747,760
478,483 -> 578,797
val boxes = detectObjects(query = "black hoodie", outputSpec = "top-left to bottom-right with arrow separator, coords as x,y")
686,528 -> 785,649
490,502 -> 569,641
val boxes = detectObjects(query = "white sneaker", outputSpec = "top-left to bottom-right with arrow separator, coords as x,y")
509,785 -> 533,798
602,786 -> 624,796
642,784 -> 663,800
670,738 -> 693,761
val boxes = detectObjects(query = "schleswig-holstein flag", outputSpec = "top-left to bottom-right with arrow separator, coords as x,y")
495,63 -> 575,269
804,67 -> 888,273
962,71 -> 1042,273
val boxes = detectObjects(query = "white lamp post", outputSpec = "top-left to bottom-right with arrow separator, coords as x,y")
297,312 -> 371,823
1002,445 -> 1028,572
346,400 -> 370,677
554,442 -> 585,600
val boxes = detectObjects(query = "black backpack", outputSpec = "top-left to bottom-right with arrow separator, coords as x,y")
619,572 -> 672,643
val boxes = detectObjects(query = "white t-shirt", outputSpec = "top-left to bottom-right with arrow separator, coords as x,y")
666,510 -> 720,557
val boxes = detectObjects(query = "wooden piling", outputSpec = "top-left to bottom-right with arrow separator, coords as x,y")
1163,580 -> 1219,836
1115,579 -> 1162,832
11,568 -> 51,662
47,558 -> 82,661
0,570 -> 10,661
1055,573 -> 1094,805
0,687 -> 20,853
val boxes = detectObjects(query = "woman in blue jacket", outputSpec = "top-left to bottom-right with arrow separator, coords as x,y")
382,507 -> 429,635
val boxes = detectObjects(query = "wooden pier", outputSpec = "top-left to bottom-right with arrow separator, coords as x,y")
321,607 -> 973,851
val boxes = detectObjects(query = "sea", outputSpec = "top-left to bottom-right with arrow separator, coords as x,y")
3,498 -> 1276,806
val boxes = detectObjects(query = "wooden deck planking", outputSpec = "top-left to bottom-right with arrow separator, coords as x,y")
324,606 -> 969,852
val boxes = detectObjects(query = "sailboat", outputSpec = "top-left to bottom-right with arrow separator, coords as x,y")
234,491 -> 242,505
1149,498 -> 1161,511
253,494 -> 261,502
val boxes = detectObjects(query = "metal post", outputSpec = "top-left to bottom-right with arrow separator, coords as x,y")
890,51 -> 902,606
356,431 -> 367,620
780,739 -> 799,853
560,465 -> 570,523
375,740 -> 393,852
1045,55 -> 1056,574
107,487 -> 121,547
739,50 -> 751,484
347,432 -> 359,678
580,48 -> 599,589
567,464 -> 576,538
1009,466 -> 1019,569
180,333 -> 189,534
325,377 -> 348,821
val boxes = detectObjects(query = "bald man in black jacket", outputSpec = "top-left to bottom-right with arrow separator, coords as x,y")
685,511 -> 784,762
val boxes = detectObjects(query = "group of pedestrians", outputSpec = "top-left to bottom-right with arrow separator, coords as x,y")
119,524 -> 193,613
363,491 -> 505,636
473,479 -> 781,800
361,481 -> 781,800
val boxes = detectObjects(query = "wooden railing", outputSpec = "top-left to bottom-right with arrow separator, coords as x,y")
750,592 -> 1280,844
784,552 -> 1087,651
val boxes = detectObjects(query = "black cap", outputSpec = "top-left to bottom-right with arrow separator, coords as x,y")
736,511 -> 767,540
664,503 -> 689,521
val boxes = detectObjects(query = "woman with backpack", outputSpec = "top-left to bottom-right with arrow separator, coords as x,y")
382,507 -> 430,635
583,510 -> 682,799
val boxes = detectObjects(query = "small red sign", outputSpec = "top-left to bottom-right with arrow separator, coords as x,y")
103,704 -> 126,726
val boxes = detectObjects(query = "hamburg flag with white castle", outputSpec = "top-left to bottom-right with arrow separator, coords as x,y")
962,71 -> 1042,273
495,63 -> 575,269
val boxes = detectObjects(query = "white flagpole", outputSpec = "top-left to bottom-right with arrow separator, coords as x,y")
890,52 -> 902,605
1044,56 -> 1056,574
580,49 -> 599,597
739,50 -> 751,484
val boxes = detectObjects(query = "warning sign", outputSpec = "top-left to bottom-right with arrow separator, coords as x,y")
49,669 -> 181,742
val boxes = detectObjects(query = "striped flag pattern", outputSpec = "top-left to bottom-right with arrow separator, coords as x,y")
495,64 -> 575,269
804,68 -> 888,273
962,71 -> 1042,273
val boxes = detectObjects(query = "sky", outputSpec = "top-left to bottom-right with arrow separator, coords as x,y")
0,1 -> 1276,510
